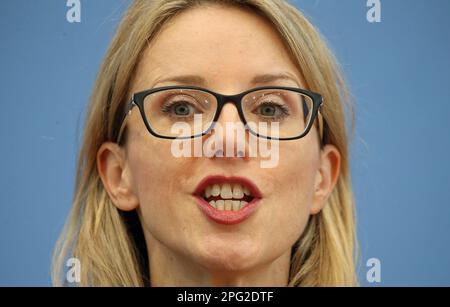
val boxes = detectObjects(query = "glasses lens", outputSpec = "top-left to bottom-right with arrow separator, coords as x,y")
242,89 -> 314,139
143,89 -> 217,138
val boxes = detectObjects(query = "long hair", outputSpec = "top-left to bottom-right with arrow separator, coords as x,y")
52,0 -> 357,286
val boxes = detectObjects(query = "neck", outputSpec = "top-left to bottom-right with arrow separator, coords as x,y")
145,234 -> 291,287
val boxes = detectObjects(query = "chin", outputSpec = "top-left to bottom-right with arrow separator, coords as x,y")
193,237 -> 262,272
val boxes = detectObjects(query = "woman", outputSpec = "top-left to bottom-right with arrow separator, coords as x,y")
53,0 -> 357,286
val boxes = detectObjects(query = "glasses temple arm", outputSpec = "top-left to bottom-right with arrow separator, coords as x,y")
116,99 -> 136,144
317,102 -> 325,145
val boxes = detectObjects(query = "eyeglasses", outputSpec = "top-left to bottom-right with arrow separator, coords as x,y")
116,85 -> 324,143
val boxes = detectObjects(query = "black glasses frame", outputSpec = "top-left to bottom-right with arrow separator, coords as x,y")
116,85 -> 324,142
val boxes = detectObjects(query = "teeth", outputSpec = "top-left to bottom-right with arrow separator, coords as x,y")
232,200 -> 240,211
216,199 -> 224,210
204,183 -> 252,199
232,184 -> 244,199
220,184 -> 233,199
211,184 -> 221,197
240,201 -> 248,209
202,182 -> 254,211
243,186 -> 251,196
224,200 -> 232,210
208,200 -> 249,211
205,186 -> 212,198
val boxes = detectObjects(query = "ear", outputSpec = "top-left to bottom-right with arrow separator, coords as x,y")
97,142 -> 139,211
310,144 -> 341,215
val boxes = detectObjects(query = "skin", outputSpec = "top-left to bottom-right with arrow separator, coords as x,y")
97,4 -> 341,286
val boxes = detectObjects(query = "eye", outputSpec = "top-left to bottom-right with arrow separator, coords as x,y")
253,102 -> 289,119
161,100 -> 200,117
259,104 -> 277,116
173,102 -> 191,116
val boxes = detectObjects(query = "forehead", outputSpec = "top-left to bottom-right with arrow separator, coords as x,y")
132,5 -> 306,91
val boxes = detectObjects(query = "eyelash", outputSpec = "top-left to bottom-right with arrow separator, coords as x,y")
253,101 -> 291,119
161,99 -> 198,117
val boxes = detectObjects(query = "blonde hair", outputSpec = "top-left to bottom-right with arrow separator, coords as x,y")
52,0 -> 357,286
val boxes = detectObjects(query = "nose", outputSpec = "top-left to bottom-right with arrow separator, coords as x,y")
217,103 -> 241,125
206,102 -> 249,158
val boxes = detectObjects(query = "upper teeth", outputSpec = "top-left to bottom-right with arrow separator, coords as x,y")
204,183 -> 251,200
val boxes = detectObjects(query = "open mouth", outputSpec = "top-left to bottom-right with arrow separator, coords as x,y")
193,175 -> 262,224
201,183 -> 255,211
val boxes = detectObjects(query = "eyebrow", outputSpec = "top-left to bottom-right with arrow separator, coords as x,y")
153,72 -> 300,88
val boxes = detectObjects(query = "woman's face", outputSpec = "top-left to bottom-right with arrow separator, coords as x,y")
99,5 -> 339,282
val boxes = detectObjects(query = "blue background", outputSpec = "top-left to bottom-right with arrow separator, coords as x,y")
1,0 -> 449,286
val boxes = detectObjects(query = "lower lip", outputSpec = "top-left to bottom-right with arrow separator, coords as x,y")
194,196 -> 261,225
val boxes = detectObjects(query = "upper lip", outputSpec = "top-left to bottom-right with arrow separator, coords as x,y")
193,175 -> 263,199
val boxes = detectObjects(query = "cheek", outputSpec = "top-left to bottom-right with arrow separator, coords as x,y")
263,142 -> 319,246
127,135 -> 194,241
